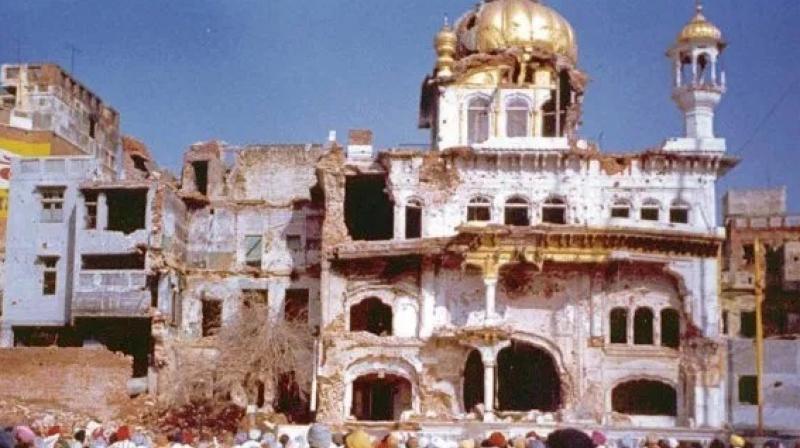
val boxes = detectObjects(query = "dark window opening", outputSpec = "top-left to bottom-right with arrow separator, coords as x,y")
641,202 -> 660,221
504,197 -> 530,226
610,307 -> 628,344
467,197 -> 491,222
742,244 -> 755,266
611,202 -> 630,219
661,308 -> 680,348
612,380 -> 677,416
352,374 -> 412,421
350,297 -> 392,336
202,299 -> 222,337
463,349 -> 484,413
192,161 -> 209,196
107,189 -> 147,234
634,308 -> 654,345
88,116 -> 97,138
344,175 -> 394,241
740,311 -> 756,338
284,288 -> 309,323
131,155 -> 148,173
82,253 -> 145,270
255,380 -> 266,408
405,200 -> 422,239
670,205 -> 689,224
722,310 -> 729,335
738,375 -> 758,405
275,371 -> 312,423
84,191 -> 98,229
38,256 -> 58,296
542,198 -> 566,224
74,317 -> 152,377
497,342 -> 561,412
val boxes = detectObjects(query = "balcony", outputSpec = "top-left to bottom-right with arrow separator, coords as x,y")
72,270 -> 149,317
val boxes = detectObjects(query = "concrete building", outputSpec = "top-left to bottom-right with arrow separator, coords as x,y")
721,187 -> 800,434
2,0 -> 782,443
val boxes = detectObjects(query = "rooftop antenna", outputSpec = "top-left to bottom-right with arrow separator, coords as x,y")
66,43 -> 81,75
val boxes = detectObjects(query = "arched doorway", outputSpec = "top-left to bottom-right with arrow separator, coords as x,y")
463,349 -> 484,412
497,341 -> 561,411
351,373 -> 412,421
612,379 -> 677,416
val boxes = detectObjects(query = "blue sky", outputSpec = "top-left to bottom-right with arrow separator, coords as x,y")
1,1 -> 799,209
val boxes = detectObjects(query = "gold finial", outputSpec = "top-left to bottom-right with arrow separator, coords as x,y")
695,0 -> 703,13
443,14 -> 450,29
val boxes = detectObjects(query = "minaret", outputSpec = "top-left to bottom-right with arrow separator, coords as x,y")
665,2 -> 727,151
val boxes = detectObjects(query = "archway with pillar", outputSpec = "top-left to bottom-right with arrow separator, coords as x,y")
345,356 -> 420,422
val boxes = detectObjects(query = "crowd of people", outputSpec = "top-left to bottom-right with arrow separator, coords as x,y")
0,422 -> 793,448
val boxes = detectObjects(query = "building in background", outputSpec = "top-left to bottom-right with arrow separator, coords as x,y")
721,187 -> 800,433
0,63 -> 120,300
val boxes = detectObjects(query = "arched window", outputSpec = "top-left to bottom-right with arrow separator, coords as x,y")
350,298 -> 393,336
405,198 -> 423,239
669,200 -> 690,224
640,199 -> 661,222
610,199 -> 631,219
504,196 -> 530,226
467,97 -> 490,144
542,197 -> 567,224
610,307 -> 628,344
661,308 -> 680,348
467,196 -> 492,222
505,97 -> 530,138
634,307 -> 654,345
612,380 -> 677,416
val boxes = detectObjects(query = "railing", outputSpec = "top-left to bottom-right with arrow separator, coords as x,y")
72,270 -> 149,316
729,215 -> 800,230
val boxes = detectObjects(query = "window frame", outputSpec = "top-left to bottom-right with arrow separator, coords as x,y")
39,256 -> 58,296
467,97 -> 491,145
504,196 -> 530,226
669,200 -> 690,224
39,186 -> 66,223
541,196 -> 567,225
610,199 -> 631,219
640,199 -> 661,222
244,235 -> 263,268
505,96 -> 530,138
467,196 -> 492,223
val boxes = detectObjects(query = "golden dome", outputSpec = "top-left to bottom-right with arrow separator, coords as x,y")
457,0 -> 578,65
677,5 -> 724,47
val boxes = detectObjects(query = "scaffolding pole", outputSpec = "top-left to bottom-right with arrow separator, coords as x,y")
754,238 -> 765,435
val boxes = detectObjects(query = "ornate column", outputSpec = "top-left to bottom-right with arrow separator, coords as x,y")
483,357 -> 496,420
484,277 -> 498,321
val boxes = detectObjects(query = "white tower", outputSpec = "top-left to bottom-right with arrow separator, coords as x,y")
664,2 -> 727,152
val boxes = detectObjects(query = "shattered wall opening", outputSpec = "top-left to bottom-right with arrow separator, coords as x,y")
82,253 -> 145,270
107,189 -> 147,234
349,297 -> 392,336
275,372 -> 312,423
344,175 -> 393,241
351,373 -> 411,421
462,349 -> 484,413
74,317 -> 151,378
610,307 -> 628,343
201,299 -> 222,337
497,341 -> 561,412
405,200 -> 422,239
284,289 -> 309,323
612,380 -> 677,416
192,161 -> 209,196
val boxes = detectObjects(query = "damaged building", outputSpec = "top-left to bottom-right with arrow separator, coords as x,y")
720,187 -> 800,433
3,0 -> 792,441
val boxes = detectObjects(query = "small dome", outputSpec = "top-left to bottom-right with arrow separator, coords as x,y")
677,5 -> 724,47
456,0 -> 578,65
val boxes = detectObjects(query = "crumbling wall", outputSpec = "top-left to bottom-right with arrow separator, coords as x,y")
228,145 -> 324,204
0,347 -> 132,419
723,187 -> 786,217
